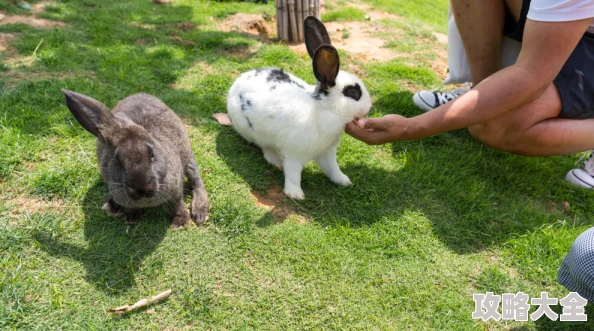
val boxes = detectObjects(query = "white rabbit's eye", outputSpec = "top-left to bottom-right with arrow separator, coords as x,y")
342,83 -> 362,101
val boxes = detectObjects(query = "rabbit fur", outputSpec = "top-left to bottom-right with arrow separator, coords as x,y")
61,90 -> 210,228
227,16 -> 372,199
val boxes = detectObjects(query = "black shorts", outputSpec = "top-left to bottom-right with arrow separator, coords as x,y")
503,0 -> 594,119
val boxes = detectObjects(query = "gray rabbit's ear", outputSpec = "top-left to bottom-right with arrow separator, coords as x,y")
304,16 -> 331,59
313,45 -> 340,87
61,89 -> 116,138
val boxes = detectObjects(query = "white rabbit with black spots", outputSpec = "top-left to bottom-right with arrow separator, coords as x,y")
227,16 -> 372,199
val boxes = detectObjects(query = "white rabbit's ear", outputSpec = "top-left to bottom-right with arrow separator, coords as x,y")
313,45 -> 340,87
304,16 -> 331,59
61,89 -> 117,138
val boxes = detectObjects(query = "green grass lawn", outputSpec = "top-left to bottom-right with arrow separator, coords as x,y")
2,0 -> 594,329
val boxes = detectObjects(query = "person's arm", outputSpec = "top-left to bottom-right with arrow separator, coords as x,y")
347,18 -> 592,145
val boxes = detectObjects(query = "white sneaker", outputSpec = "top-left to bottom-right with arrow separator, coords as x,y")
566,152 -> 594,189
412,83 -> 472,112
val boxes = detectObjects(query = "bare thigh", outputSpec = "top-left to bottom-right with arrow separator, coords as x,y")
474,84 -> 561,131
468,84 -> 562,153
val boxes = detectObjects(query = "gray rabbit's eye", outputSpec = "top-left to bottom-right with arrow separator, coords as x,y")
112,149 -> 122,167
112,156 -> 121,167
147,143 -> 155,162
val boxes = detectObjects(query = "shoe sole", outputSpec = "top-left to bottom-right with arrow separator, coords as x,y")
566,169 -> 594,189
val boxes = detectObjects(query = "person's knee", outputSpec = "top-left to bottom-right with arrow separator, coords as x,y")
468,123 -> 518,151
468,121 -> 535,154
468,124 -> 491,142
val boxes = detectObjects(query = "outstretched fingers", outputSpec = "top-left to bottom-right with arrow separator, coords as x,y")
346,119 -> 392,145
346,115 -> 410,145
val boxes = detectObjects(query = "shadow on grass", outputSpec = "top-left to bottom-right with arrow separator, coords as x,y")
215,90 -> 594,254
6,0 -> 278,293
0,0 -> 270,137
9,0 -> 594,293
33,181 -> 170,294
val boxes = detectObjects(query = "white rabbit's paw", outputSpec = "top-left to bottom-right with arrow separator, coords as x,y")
284,185 -> 305,200
332,173 -> 352,187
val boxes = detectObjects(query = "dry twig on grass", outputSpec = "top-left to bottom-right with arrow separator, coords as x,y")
108,289 -> 172,314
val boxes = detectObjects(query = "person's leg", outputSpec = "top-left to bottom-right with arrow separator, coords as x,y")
451,0 -> 508,84
558,227 -> 594,302
413,0 -> 524,111
468,84 -> 594,156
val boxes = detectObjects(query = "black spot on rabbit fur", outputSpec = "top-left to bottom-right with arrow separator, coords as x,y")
239,93 -> 252,112
342,83 -> 362,101
312,82 -> 329,100
238,94 -> 253,127
267,69 -> 291,83
267,69 -> 305,90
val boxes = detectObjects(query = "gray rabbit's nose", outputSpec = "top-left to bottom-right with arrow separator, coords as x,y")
126,184 -> 155,200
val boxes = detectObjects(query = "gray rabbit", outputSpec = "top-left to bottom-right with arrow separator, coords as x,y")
61,90 -> 210,228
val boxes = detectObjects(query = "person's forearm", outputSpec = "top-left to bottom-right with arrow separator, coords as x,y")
407,65 -> 547,139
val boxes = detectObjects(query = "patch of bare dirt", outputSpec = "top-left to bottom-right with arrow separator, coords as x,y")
2,71 -> 94,88
250,184 -> 296,222
344,61 -> 364,76
218,13 -> 275,38
546,200 -> 571,213
366,10 -> 404,21
432,31 -> 448,45
175,22 -> 197,32
0,14 -> 64,28
6,195 -> 66,218
0,1 -> 64,28
0,32 -> 16,52
128,22 -> 157,30
346,2 -> 404,21
289,21 -> 404,62
32,1 -> 55,14
251,184 -> 284,208
431,47 -> 449,79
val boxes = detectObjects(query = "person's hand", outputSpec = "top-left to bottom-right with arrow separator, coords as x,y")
345,114 -> 411,145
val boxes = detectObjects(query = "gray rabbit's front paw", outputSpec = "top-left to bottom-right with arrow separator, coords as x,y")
102,197 -> 141,224
102,197 -> 124,217
191,196 -> 210,225
123,208 -> 141,224
171,205 -> 190,230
